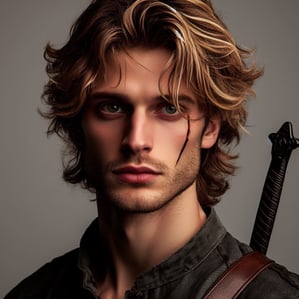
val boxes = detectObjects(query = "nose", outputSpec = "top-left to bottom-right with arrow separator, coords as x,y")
121,109 -> 153,155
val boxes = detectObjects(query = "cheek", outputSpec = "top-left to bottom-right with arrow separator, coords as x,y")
155,121 -> 191,157
157,120 -> 203,157
82,118 -> 123,155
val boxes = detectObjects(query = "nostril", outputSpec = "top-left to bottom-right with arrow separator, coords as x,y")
121,112 -> 153,155
120,139 -> 152,156
120,143 -> 135,157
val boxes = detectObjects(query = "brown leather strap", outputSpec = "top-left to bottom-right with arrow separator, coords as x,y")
202,252 -> 274,299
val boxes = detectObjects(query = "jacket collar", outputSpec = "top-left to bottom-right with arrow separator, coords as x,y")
78,208 -> 227,292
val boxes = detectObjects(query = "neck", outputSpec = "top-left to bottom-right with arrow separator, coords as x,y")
96,184 -> 206,298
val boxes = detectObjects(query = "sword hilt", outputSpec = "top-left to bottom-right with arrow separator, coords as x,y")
250,122 -> 299,254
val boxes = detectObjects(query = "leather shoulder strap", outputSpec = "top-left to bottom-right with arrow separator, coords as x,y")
202,251 -> 274,299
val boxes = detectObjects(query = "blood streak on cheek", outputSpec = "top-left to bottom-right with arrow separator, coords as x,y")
176,117 -> 190,166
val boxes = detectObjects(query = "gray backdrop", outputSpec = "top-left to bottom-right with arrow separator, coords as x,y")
1,0 -> 298,297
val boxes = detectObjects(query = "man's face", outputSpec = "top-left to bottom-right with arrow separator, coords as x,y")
82,47 -> 218,213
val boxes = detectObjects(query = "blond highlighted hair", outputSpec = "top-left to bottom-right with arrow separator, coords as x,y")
42,0 -> 262,206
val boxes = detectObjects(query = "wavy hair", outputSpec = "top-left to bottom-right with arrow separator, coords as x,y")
42,0 -> 263,206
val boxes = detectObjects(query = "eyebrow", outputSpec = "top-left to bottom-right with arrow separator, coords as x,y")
90,92 -> 130,102
90,91 -> 196,105
161,94 -> 196,105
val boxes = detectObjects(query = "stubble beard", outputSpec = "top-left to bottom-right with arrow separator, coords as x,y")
90,150 -> 200,214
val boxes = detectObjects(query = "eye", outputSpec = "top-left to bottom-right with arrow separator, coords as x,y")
161,104 -> 178,115
155,103 -> 183,121
100,103 -> 124,113
94,102 -> 128,120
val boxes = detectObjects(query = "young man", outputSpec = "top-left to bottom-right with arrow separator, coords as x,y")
6,0 -> 299,298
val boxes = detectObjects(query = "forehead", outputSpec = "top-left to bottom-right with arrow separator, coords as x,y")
118,47 -> 171,73
102,47 -> 171,86
92,47 -> 196,102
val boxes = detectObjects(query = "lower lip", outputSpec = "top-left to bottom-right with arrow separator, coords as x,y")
115,173 -> 158,184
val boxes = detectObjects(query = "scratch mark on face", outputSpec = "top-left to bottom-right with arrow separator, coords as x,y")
176,116 -> 190,166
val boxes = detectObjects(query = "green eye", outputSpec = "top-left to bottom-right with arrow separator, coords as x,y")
94,102 -> 127,120
106,104 -> 122,113
164,105 -> 178,114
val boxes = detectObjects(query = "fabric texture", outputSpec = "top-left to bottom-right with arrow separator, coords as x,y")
5,208 -> 299,298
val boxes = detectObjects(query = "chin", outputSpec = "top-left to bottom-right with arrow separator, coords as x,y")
99,190 -> 173,214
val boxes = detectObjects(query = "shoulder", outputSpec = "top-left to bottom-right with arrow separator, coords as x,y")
217,235 -> 299,298
4,249 -> 81,299
240,261 -> 299,298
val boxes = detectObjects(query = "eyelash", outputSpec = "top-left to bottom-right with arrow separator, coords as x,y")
94,101 -> 184,121
94,102 -> 127,119
99,103 -> 126,113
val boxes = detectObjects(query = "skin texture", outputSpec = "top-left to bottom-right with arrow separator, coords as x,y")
81,47 -> 220,299
82,47 -> 217,213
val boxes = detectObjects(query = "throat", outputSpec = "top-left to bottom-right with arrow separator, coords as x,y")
95,186 -> 207,298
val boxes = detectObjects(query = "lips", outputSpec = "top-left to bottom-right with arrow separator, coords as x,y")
114,166 -> 158,174
113,165 -> 160,184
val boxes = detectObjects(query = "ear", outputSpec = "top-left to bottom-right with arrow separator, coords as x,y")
201,118 -> 220,149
